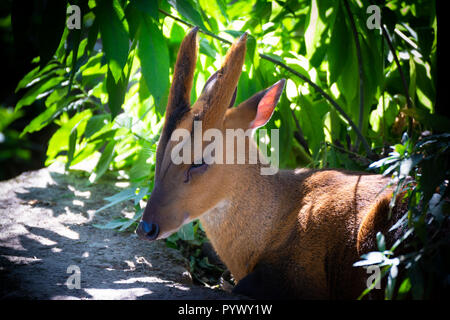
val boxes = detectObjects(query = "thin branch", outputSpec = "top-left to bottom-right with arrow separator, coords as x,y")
159,8 -> 375,158
260,53 -> 373,157
290,107 -> 311,156
343,0 -> 364,151
381,24 -> 413,135
159,9 -> 232,45
274,0 -> 297,18
381,25 -> 413,111
366,0 -> 413,134
326,142 -> 371,164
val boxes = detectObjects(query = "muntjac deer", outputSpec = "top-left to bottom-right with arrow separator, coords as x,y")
136,27 -> 406,299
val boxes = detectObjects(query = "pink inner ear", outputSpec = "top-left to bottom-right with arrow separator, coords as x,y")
250,79 -> 286,129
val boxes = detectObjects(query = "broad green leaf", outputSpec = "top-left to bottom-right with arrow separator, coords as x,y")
133,0 -> 158,19
327,3 -> 349,84
137,16 -> 169,115
106,68 -> 128,119
97,0 -> 130,82
168,0 -> 207,30
304,0 -> 335,65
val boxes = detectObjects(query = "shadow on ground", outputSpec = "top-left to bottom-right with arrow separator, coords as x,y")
0,164 -> 239,300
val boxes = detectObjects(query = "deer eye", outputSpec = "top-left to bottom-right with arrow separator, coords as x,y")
191,159 -> 206,169
184,159 -> 208,183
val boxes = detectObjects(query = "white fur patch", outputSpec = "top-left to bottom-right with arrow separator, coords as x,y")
156,200 -> 230,240
200,199 -> 231,226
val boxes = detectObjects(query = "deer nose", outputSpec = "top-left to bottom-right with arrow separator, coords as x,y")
136,221 -> 159,241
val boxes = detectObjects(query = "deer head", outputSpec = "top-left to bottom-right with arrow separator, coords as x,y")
136,27 -> 285,241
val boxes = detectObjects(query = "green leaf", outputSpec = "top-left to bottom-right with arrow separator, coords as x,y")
66,124 -> 78,170
327,3 -> 349,84
397,277 -> 412,299
97,0 -> 130,82
133,0 -> 158,20
45,110 -> 92,163
15,64 -> 61,93
90,139 -> 116,183
20,93 -> 83,137
130,141 -> 154,182
106,68 -> 127,119
304,0 -> 335,65
20,104 -> 59,137
38,0 -> 68,68
84,114 -> 111,139
95,187 -> 137,213
137,16 -> 169,115
376,232 -> 386,252
177,221 -> 195,241
15,76 -> 65,111
385,264 -> 398,300
86,18 -> 99,56
168,0 -> 207,30
199,38 -> 217,58
93,218 -> 130,230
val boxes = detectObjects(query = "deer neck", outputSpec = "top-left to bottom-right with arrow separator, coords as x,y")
199,164 -> 307,281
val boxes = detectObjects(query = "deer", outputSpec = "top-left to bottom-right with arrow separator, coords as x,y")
136,27 -> 406,299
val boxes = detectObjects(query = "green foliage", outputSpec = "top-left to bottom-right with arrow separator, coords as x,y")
11,0 -> 443,295
355,133 -> 449,299
166,220 -> 225,285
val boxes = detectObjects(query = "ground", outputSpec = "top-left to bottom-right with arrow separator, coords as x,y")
0,163 -> 238,300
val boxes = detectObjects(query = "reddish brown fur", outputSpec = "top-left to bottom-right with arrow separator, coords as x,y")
140,29 -> 405,299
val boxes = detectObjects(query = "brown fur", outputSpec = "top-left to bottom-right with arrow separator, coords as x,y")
139,29 -> 405,299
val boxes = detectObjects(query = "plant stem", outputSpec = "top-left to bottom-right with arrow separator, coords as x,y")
343,0 -> 365,151
159,8 -> 375,158
380,24 -> 413,134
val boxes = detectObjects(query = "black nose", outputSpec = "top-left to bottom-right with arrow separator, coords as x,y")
136,221 -> 159,241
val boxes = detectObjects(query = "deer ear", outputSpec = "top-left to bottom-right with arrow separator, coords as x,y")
202,71 -> 237,109
224,79 -> 285,130
250,79 -> 285,129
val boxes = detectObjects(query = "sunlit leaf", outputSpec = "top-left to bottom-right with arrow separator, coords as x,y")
97,0 -> 130,83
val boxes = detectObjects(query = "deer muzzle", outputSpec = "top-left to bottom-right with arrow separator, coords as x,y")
136,221 -> 160,241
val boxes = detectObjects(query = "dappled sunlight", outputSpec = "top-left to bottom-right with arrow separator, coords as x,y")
0,165 -> 235,299
83,288 -> 153,300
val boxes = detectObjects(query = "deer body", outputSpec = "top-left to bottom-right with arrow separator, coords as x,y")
136,28 -> 404,299
199,166 -> 397,299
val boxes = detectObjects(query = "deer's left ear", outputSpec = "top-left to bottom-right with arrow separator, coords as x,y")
224,79 -> 285,130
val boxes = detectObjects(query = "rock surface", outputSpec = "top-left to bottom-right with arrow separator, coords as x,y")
0,164 -> 237,300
